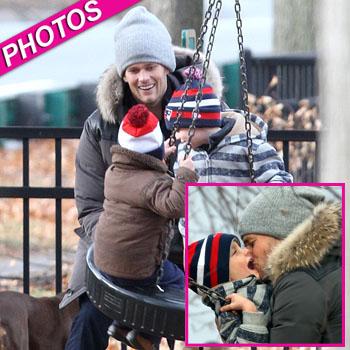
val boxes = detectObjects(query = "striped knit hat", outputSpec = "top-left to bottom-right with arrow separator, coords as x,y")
164,80 -> 222,130
118,104 -> 164,160
188,232 -> 243,293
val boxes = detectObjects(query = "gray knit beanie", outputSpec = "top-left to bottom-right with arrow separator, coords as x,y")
114,6 -> 176,76
239,187 -> 326,240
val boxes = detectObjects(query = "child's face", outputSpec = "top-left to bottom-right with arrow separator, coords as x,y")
229,241 -> 260,281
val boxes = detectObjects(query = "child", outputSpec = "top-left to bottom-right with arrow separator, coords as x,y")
164,79 -> 293,183
94,104 -> 198,350
164,79 -> 293,243
189,232 -> 272,344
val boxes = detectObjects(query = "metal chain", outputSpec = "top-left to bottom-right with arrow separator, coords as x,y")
234,0 -> 255,182
184,0 -> 222,157
168,0 -> 217,147
189,278 -> 228,304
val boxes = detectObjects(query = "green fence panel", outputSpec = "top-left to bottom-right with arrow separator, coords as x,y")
221,62 -> 240,109
0,98 -> 16,126
44,89 -> 78,127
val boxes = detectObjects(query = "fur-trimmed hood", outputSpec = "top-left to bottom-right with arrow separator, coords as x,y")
96,46 -> 223,124
266,202 -> 341,284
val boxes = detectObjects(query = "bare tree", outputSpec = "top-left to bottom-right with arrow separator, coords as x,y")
1,0 -> 203,38
188,186 -> 260,243
273,0 -> 316,53
141,0 -> 203,46
1,0 -> 75,20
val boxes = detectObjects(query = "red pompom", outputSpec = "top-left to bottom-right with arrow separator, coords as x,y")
127,104 -> 149,127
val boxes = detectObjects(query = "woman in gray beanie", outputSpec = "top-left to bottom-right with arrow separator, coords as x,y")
62,5 -> 224,350
238,186 -> 342,344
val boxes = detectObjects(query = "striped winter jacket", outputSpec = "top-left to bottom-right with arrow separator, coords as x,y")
202,276 -> 272,344
176,111 -> 293,183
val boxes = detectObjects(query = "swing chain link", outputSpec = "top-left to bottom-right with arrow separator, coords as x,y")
185,0 -> 222,157
189,278 -> 228,304
169,0 -> 217,148
234,0 -> 255,182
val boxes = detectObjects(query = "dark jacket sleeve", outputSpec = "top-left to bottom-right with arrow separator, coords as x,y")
270,271 -> 327,343
74,116 -> 107,241
142,167 -> 198,219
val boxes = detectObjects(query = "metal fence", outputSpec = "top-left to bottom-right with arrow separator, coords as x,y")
0,127 -> 81,294
244,50 -> 317,100
0,127 -> 317,294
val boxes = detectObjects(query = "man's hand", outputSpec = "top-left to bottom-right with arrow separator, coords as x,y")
220,293 -> 257,313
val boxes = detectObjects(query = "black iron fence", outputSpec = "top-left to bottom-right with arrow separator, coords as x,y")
268,129 -> 317,175
244,50 -> 317,100
0,127 -> 81,294
0,127 -> 317,294
222,51 -> 317,110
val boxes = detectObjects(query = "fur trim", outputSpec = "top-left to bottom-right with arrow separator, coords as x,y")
110,145 -> 168,173
96,65 -> 124,124
96,46 -> 223,124
266,203 -> 341,284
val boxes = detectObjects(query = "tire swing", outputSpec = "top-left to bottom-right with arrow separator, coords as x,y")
85,247 -> 184,347
85,1 -> 254,349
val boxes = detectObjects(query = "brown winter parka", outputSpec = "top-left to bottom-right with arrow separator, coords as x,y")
94,145 -> 198,279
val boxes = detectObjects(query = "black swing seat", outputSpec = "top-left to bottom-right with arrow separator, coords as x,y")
86,246 -> 185,341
